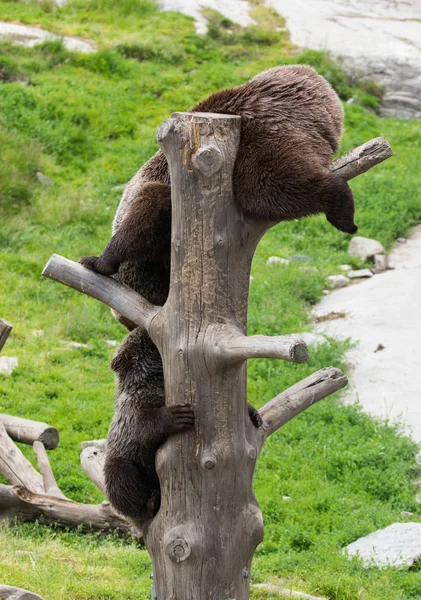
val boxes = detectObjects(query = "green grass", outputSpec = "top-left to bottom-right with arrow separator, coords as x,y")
0,1 -> 421,598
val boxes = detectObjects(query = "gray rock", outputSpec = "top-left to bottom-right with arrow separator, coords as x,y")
348,237 -> 385,262
327,275 -> 349,289
112,184 -> 128,192
339,264 -> 352,272
397,238 -> 407,243
348,269 -> 373,279
0,22 -> 95,53
0,585 -> 44,599
345,523 -> 421,568
266,256 -> 289,266
0,356 -> 18,376
374,254 -> 388,273
36,172 -> 54,186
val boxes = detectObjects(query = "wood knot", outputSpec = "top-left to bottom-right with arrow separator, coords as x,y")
166,537 -> 191,563
192,144 -> 223,177
201,453 -> 217,469
156,119 -> 175,145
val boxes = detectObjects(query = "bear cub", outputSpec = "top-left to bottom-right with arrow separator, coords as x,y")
105,327 -> 262,520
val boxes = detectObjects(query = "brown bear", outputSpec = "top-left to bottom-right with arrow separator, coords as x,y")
81,65 -> 357,521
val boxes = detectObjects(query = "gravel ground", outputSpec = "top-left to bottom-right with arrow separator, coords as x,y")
314,226 -> 421,444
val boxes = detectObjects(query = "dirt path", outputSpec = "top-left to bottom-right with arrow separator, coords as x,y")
314,226 -> 421,444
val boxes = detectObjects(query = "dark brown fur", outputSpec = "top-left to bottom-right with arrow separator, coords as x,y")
81,65 -> 355,520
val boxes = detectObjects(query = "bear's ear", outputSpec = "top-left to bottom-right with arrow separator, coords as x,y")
324,175 -> 358,234
110,353 -> 127,373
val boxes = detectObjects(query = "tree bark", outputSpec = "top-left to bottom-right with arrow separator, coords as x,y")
0,319 -> 12,354
0,415 -> 59,450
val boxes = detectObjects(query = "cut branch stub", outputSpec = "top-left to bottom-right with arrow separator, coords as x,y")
0,423 -> 44,494
42,254 -> 159,332
212,326 -> 309,365
257,367 -> 348,447
330,137 -> 392,180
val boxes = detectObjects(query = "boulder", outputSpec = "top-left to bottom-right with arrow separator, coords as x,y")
348,237 -> 385,261
266,256 -> 289,266
345,523 -> 421,568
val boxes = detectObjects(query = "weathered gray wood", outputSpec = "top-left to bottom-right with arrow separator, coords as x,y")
32,441 -> 66,499
0,484 -> 132,534
330,137 -> 392,180
144,112 -> 266,600
213,326 -> 308,364
80,439 -> 107,452
42,255 -> 159,331
0,423 -> 44,494
0,585 -> 44,600
257,367 -> 348,447
80,446 -> 106,495
0,415 -> 59,450
0,319 -> 12,354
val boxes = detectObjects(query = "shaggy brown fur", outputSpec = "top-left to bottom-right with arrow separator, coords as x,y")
104,328 -> 194,519
81,65 -> 356,520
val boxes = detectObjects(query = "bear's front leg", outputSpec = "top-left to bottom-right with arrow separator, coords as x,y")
79,181 -> 171,276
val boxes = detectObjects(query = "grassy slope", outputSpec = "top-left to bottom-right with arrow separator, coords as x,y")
0,1 -> 421,598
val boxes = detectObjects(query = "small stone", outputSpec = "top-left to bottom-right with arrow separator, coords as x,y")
31,329 -> 44,337
346,97 -> 355,104
290,254 -> 311,263
36,171 -> 54,186
106,340 -> 118,347
348,236 -> 385,261
112,183 -> 127,191
327,275 -> 350,289
397,238 -> 407,243
282,495 -> 291,502
374,254 -> 388,273
339,264 -> 352,272
266,256 -> 289,266
401,511 -> 413,517
345,523 -> 421,568
348,269 -> 373,279
0,356 -> 18,375
323,290 -> 330,295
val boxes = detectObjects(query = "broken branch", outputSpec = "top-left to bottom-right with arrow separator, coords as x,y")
214,327 -> 308,364
33,441 -> 67,499
258,367 -> 348,447
330,137 -> 392,180
42,254 -> 159,331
